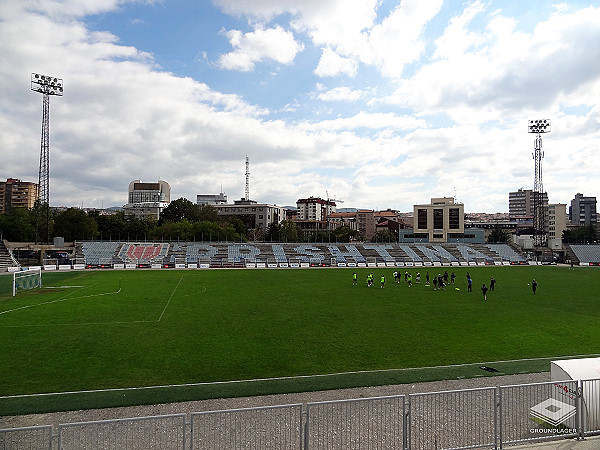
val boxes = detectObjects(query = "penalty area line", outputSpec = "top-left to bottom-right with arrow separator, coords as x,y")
0,287 -> 122,317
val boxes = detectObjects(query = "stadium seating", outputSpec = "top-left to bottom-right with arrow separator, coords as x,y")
74,241 -> 535,268
485,244 -> 527,262
82,241 -> 121,265
455,244 -> 494,262
117,243 -> 169,264
569,244 -> 600,263
416,244 -> 458,263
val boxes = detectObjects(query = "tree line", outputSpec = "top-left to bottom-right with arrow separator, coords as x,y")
0,197 -> 362,243
2,198 -> 595,244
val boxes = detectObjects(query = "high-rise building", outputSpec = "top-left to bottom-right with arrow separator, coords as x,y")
357,209 -> 376,240
413,197 -> 464,243
214,199 -> 285,231
569,193 -> 597,227
123,179 -> 170,219
0,178 -> 39,214
296,197 -> 336,221
508,188 -> 548,218
547,203 -> 567,241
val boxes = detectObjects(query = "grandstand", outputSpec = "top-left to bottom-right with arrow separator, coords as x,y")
117,243 -> 169,265
569,244 -> 600,264
76,242 -> 533,268
80,241 -> 121,266
486,243 -> 527,263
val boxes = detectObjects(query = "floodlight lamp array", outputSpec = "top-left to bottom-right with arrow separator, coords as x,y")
528,119 -> 551,134
31,73 -> 63,96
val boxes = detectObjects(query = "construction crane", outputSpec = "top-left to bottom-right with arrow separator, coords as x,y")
325,191 -> 344,238
326,190 -> 344,205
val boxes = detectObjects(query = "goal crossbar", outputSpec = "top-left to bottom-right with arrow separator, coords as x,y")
13,268 -> 42,296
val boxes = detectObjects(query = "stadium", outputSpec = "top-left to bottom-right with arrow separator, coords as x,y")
1,241 -> 600,448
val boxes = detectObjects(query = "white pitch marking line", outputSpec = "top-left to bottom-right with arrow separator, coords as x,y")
45,286 -> 86,289
0,287 -> 121,316
5,352 -> 600,401
157,276 -> 184,322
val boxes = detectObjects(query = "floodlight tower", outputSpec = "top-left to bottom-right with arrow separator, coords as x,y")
528,119 -> 550,246
31,73 -> 63,242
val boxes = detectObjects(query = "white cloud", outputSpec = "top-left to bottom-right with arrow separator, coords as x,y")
316,86 -> 365,101
365,0 -> 444,77
1,0 -> 600,213
314,47 -> 358,77
387,5 -> 600,123
303,112 -> 426,132
217,26 -> 304,71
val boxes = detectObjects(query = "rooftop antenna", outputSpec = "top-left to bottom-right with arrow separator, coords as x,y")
245,155 -> 250,201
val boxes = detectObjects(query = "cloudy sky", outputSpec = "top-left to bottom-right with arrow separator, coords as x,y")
1,0 -> 599,212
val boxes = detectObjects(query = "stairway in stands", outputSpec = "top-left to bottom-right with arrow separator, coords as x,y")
0,240 -> 18,272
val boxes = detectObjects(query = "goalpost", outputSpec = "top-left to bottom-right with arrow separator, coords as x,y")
13,268 -> 42,296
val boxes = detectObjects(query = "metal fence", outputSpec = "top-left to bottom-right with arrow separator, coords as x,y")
2,378 -> 600,450
57,414 -> 187,450
305,395 -> 405,449
409,387 -> 496,450
0,425 -> 52,450
191,404 -> 303,450
499,380 -> 579,446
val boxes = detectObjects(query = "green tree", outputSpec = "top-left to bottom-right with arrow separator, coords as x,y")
53,208 -> 98,241
488,225 -> 510,243
192,220 -> 224,241
94,211 -> 128,241
333,225 -> 358,243
198,204 -> 219,223
226,215 -> 247,237
33,201 -> 53,243
279,220 -> 300,243
563,225 -> 598,243
265,222 -> 281,242
123,214 -> 156,241
370,229 -> 395,243
159,198 -> 201,224
0,207 -> 36,241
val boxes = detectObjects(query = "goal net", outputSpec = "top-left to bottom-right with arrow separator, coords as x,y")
13,268 -> 42,296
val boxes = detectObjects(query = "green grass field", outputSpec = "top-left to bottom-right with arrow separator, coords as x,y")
1,265 -> 599,414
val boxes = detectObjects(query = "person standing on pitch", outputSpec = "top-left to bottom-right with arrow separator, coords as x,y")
467,276 -> 472,292
380,274 -> 385,288
352,272 -> 357,285
481,283 -> 488,301
532,279 -> 537,294
490,277 -> 496,291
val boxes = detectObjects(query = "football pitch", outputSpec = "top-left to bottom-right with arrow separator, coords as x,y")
0,265 -> 599,414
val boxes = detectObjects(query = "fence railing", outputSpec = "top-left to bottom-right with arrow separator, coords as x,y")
2,378 -> 600,450
191,404 -> 303,450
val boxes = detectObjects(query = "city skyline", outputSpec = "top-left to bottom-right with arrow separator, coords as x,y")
1,0 -> 599,213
